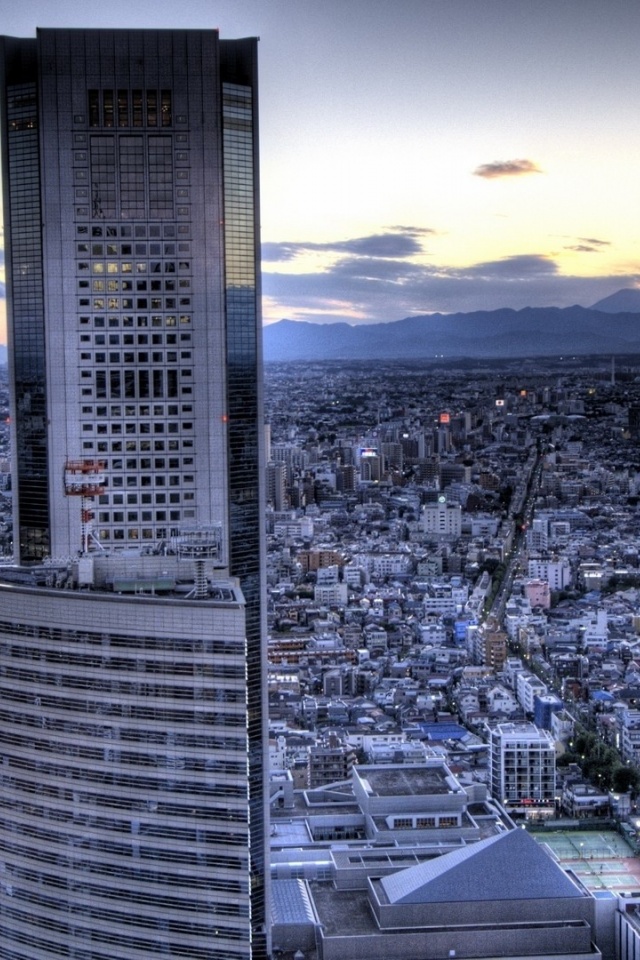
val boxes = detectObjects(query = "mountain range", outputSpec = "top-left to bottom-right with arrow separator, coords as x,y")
2,290 -> 640,366
263,288 -> 640,363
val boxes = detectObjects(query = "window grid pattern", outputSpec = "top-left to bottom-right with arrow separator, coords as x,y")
90,136 -> 116,219
119,136 -> 145,219
75,118 -> 192,541
5,81 -> 50,560
149,136 -> 174,218
490,729 -> 556,803
88,89 -> 172,129
0,596 -> 252,959
222,78 -> 266,954
3,31 -> 266,960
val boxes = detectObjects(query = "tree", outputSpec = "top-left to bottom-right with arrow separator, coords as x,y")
612,764 -> 640,795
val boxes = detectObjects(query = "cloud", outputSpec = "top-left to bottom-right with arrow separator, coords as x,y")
261,242 -> 300,263
327,255 -> 427,283
578,237 -> 610,247
461,254 -> 557,278
332,234 -> 422,258
562,236 -> 611,253
473,158 -> 543,179
262,226 -> 434,263
387,226 -> 436,235
262,236 -> 640,324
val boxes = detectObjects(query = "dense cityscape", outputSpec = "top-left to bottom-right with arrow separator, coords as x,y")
1,15 -> 640,960
262,355 -> 640,804
263,355 -> 640,956
4,352 -> 640,954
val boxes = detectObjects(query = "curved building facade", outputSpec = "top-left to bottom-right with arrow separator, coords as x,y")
0,26 -> 268,959
0,568 -> 254,959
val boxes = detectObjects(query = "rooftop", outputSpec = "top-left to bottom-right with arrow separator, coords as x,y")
379,828 -> 585,905
361,766 -> 452,797
0,553 -> 243,606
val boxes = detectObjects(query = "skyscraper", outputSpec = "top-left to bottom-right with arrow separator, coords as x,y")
1,28 -> 263,565
0,27 -> 268,959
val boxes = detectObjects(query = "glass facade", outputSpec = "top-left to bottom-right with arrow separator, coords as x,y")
1,28 -> 267,960
1,31 -> 236,554
222,69 -> 268,959
74,97 -> 193,545
0,582 -> 252,959
1,66 -> 49,560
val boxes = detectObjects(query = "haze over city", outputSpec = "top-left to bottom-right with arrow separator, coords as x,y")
5,13 -> 640,959
1,0 -> 639,340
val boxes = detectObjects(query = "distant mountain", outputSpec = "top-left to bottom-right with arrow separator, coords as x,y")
263,303 -> 640,362
591,288 -> 640,313
0,345 -> 6,364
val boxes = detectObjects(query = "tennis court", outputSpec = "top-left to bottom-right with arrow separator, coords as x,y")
532,829 -> 640,893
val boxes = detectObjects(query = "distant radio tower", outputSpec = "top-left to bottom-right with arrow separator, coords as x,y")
611,356 -> 616,386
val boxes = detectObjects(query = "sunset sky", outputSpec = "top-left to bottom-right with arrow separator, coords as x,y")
1,0 -> 639,337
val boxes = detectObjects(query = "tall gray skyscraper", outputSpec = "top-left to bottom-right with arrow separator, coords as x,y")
0,27 -> 268,959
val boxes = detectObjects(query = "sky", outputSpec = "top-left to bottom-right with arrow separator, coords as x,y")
1,0 -> 639,337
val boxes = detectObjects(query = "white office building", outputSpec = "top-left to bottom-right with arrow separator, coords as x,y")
421,496 -> 462,539
489,722 -> 556,806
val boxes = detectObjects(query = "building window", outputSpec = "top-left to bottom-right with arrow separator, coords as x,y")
161,90 -> 172,126
147,90 -> 157,127
132,90 -> 143,126
88,90 -> 99,126
118,89 -> 128,127
103,90 -> 114,127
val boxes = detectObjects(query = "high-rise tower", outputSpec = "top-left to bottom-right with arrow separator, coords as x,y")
1,28 -> 263,565
0,27 -> 268,959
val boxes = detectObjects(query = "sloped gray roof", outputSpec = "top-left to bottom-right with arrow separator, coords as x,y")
271,879 -> 316,924
381,828 -> 584,904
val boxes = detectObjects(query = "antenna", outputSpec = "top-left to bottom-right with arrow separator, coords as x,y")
171,525 -> 224,599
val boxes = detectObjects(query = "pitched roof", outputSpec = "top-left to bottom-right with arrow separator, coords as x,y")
380,828 -> 584,905
271,879 -> 316,925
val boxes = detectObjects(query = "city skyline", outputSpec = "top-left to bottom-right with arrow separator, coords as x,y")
0,0 -> 639,336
